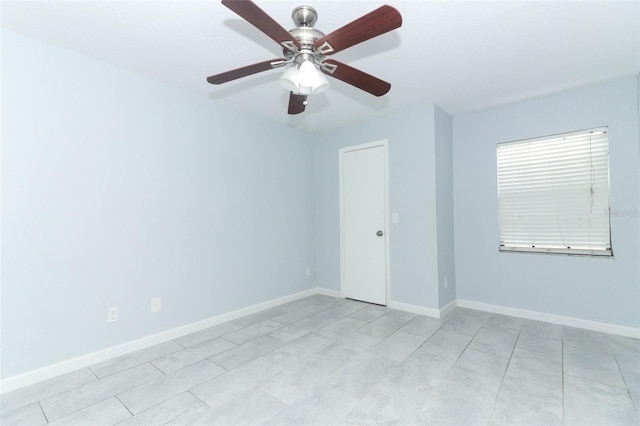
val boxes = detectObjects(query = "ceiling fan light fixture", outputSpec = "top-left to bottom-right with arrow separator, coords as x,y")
279,59 -> 330,95
279,64 -> 300,91
298,59 -> 320,87
311,70 -> 330,93
297,85 -> 312,95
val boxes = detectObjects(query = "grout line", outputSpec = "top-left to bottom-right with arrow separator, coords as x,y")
115,395 -> 135,417
87,367 -> 100,380
612,354 -> 638,413
37,401 -> 49,424
490,330 -> 521,407
441,322 -> 484,379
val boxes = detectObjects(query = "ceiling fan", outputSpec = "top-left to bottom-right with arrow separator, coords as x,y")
207,1 -> 402,114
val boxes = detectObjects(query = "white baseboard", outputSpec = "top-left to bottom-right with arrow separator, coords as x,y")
387,301 -> 441,318
457,299 -> 640,339
4,289 -> 638,394
0,288 -> 317,394
314,288 -> 449,319
315,288 -> 342,298
439,299 -> 458,318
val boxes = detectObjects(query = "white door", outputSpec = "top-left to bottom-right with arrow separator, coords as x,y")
340,141 -> 388,305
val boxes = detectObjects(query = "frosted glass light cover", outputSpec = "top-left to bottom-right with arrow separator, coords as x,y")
279,66 -> 299,92
298,60 -> 320,87
311,71 -> 330,93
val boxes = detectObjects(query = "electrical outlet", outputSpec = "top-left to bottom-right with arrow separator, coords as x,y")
107,307 -> 119,323
444,277 -> 449,288
151,297 -> 161,313
306,267 -> 311,277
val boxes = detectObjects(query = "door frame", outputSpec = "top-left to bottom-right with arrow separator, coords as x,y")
338,139 -> 390,305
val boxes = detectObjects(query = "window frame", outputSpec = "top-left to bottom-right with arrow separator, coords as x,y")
496,127 -> 613,257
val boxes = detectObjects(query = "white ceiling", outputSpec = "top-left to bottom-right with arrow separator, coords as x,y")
2,0 -> 639,132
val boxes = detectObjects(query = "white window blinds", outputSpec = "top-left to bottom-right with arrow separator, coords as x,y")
496,127 -> 612,256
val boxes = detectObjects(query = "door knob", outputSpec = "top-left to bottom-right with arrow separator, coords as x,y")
376,230 -> 384,237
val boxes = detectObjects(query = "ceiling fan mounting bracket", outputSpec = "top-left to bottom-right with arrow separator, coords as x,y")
291,5 -> 318,28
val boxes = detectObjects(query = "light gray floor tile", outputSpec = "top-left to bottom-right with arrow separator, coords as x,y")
349,306 -> 387,322
563,326 -> 612,354
276,298 -> 319,313
193,387 -> 286,426
516,332 -> 562,358
263,333 -> 334,365
315,316 -> 368,340
332,332 -> 382,353
222,319 -> 284,345
386,348 -> 456,390
359,315 -> 408,339
616,349 -> 640,398
174,322 -> 242,348
48,397 -> 131,426
489,376 -> 562,426
268,318 -> 325,342
414,378 -> 496,425
90,341 -> 183,378
259,356 -> 342,404
442,314 -> 482,336
520,320 -> 563,341
7,295 -> 638,426
420,328 -> 473,359
40,363 -> 162,421
340,298 -> 371,310
151,338 -> 236,374
190,356 -> 284,409
310,304 -> 364,323
506,346 -> 563,391
115,392 -> 208,426
339,380 -> 428,425
564,373 -> 638,425
0,368 -> 97,414
327,352 -> 399,398
384,309 -> 417,321
272,303 -> 327,324
0,402 -> 47,426
564,344 -> 626,388
309,342 -> 361,367
209,334 -> 284,370
118,359 -> 224,414
400,315 -> 443,338
608,334 -> 640,355
306,294 -> 348,308
263,384 -> 356,426
469,327 -> 518,358
369,330 -> 427,362
452,308 -> 492,323
231,306 -> 289,327
483,313 -> 527,334
447,348 -> 509,394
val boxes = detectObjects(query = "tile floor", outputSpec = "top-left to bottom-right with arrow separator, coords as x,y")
1,294 -> 639,425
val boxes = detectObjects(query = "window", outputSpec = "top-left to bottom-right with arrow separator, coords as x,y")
496,127 -> 612,256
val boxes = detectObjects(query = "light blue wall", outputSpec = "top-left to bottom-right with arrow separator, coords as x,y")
453,77 -> 640,328
1,29 -> 316,378
434,106 -> 456,308
314,105 -> 443,309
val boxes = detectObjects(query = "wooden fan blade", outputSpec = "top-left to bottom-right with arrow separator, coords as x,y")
321,59 -> 391,97
207,59 -> 286,84
314,5 -> 401,55
288,92 -> 307,114
222,0 -> 300,50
